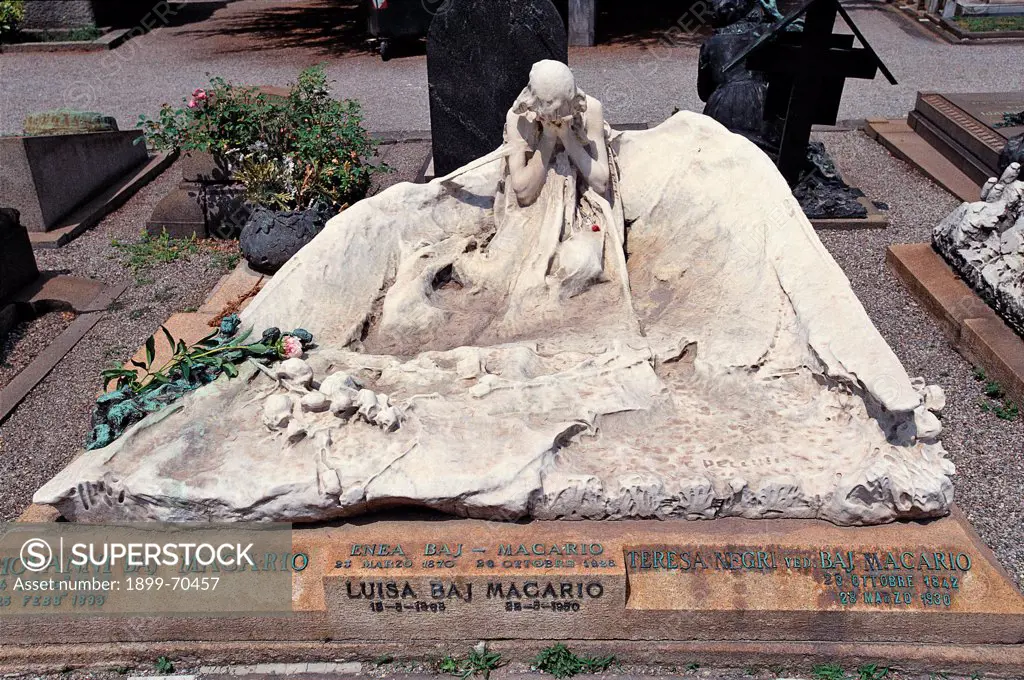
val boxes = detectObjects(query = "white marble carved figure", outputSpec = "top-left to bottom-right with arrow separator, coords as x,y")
36,61 -> 953,526
934,162 -> 1024,337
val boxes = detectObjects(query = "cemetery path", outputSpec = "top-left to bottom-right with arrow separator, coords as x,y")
1,2 -> 1022,135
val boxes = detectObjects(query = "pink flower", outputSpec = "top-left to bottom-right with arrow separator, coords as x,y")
187,99 -> 197,109
192,88 -> 207,100
281,335 -> 303,359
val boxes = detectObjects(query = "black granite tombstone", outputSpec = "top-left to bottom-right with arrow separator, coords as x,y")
0,208 -> 39,303
427,0 -> 568,176
0,207 -> 40,339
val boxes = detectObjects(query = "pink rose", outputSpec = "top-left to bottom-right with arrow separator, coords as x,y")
282,335 -> 303,359
193,88 -> 208,100
187,99 -> 197,109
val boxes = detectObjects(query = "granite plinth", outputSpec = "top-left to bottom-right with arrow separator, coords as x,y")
1,511 -> 1022,652
0,130 -> 148,232
909,92 -> 1024,185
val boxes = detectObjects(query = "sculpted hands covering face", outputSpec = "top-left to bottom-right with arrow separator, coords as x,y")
506,60 -> 611,206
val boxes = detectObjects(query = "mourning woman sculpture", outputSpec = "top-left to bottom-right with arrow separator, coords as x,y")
696,0 -> 869,219
697,0 -> 779,151
455,61 -> 628,327
37,62 -> 953,527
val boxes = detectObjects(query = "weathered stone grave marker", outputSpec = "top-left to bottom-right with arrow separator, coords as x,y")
426,0 -> 568,176
0,110 -> 149,242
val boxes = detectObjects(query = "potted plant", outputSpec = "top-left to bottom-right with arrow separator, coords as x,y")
0,0 -> 25,41
139,65 -> 385,269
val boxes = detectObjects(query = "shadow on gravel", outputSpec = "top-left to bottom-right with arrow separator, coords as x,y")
170,0 -> 377,57
595,0 -> 713,46
165,0 -> 714,57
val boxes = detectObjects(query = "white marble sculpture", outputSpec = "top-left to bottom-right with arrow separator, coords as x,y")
36,61 -> 953,526
934,162 -> 1024,336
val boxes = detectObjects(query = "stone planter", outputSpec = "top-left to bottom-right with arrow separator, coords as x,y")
239,205 -> 333,274
146,151 -> 248,239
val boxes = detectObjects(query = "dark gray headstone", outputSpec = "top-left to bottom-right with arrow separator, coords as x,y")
0,208 -> 40,303
427,0 -> 567,176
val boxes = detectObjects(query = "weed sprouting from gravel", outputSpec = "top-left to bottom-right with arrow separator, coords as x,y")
857,663 -> 890,680
438,649 -> 503,679
974,373 -> 1019,422
533,644 -> 616,678
984,381 -> 1005,398
154,656 -> 174,674
812,664 -> 846,680
112,230 -> 199,282
111,229 -> 242,284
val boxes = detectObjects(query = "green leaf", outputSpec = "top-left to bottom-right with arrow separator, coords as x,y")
145,335 -> 156,367
223,363 -> 238,378
197,329 -> 221,347
246,343 -> 270,354
181,362 -> 191,382
130,360 -> 148,370
161,326 -> 176,352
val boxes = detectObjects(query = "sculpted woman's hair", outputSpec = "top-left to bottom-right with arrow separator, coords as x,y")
511,60 -> 588,120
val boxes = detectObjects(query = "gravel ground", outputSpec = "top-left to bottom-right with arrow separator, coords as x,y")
815,129 -> 1024,589
0,166 -> 233,521
0,311 -> 76,388
1,0 -> 1022,135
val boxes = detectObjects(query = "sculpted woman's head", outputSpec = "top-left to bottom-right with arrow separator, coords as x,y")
513,60 -> 587,123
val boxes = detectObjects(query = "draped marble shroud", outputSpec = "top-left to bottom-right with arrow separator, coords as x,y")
35,112 -> 953,526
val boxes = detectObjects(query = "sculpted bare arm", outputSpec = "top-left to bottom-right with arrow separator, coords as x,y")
558,97 -> 610,195
507,110 -> 557,206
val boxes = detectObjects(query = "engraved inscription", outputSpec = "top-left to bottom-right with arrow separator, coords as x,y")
626,545 -> 975,610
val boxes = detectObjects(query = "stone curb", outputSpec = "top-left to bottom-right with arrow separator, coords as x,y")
864,119 -> 981,202
0,27 -> 133,54
937,15 -> 1024,42
887,242 -> 1024,406
0,281 -> 128,422
29,150 -> 177,249
889,2 -> 1024,44
199,662 -> 362,675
